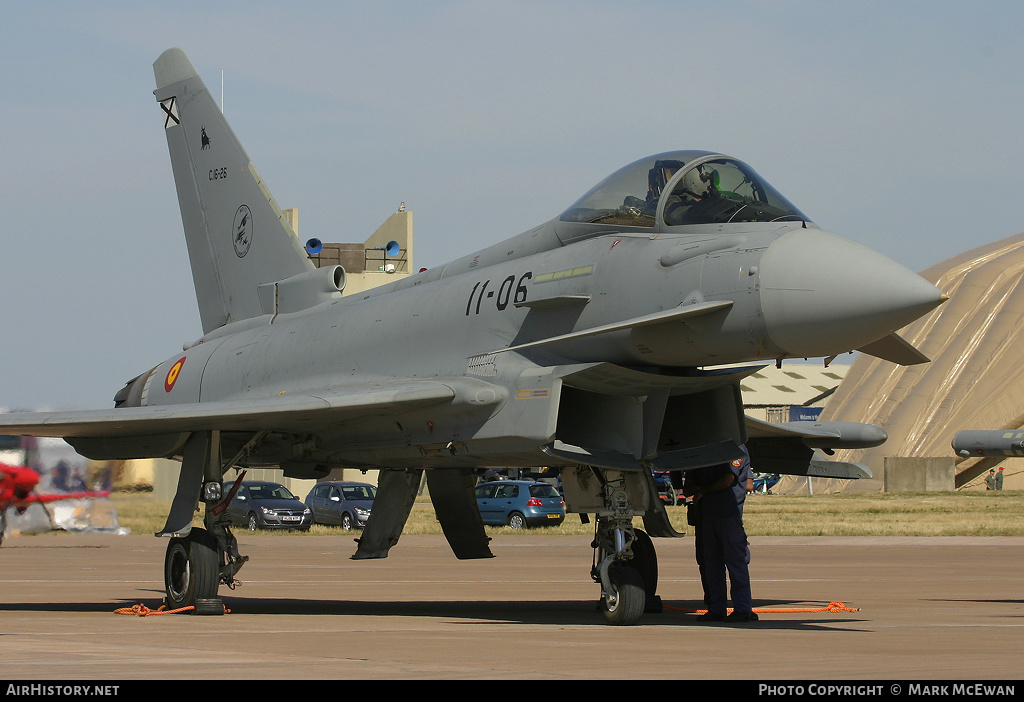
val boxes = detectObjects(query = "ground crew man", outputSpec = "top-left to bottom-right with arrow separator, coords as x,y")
682,445 -> 757,623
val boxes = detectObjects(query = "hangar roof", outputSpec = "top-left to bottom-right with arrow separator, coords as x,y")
737,364 -> 850,407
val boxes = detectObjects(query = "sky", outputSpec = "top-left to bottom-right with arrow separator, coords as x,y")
1,0 -> 1022,411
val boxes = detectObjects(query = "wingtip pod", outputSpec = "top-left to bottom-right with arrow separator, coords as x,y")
951,429 -> 1024,458
773,420 -> 888,449
802,421 -> 888,449
153,48 -> 199,91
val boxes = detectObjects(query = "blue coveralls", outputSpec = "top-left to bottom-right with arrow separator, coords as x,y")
693,448 -> 752,617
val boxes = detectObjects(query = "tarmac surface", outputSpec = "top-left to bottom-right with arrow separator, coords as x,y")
0,532 -> 1021,681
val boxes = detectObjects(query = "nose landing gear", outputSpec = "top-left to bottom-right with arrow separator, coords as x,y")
589,472 -> 660,626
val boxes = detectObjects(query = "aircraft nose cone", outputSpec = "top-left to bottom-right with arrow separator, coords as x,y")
759,229 -> 946,357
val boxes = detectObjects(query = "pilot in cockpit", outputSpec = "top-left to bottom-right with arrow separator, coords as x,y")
664,163 -> 721,225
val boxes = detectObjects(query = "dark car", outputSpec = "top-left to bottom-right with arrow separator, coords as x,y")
221,480 -> 313,531
475,480 -> 565,528
305,481 -> 376,530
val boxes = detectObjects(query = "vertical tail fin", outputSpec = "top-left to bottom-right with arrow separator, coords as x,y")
153,48 -> 313,334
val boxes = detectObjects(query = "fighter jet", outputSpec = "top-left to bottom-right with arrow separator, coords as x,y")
0,48 -> 946,624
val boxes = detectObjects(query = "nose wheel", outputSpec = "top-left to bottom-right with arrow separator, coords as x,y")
598,562 -> 646,625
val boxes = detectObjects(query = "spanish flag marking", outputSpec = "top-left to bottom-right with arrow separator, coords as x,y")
165,357 -> 186,393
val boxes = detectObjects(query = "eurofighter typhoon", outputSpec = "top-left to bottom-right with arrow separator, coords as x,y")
0,49 -> 946,624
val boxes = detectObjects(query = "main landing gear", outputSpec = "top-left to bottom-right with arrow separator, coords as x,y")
159,431 -> 260,613
163,485 -> 249,614
163,521 -> 248,613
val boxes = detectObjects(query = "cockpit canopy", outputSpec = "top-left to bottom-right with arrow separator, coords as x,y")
560,151 -> 808,229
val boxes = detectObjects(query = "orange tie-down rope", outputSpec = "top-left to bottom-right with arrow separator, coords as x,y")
115,600 -> 856,617
114,603 -> 231,616
665,601 -> 859,615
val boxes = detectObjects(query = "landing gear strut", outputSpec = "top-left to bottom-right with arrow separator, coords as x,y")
589,472 -> 660,626
162,515 -> 248,613
160,432 -> 259,613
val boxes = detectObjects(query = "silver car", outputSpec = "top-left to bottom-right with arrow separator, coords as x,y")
305,481 -> 376,530
221,480 -> 313,531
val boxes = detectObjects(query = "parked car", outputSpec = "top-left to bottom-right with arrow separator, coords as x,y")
752,473 -> 781,494
305,481 -> 376,529
221,480 -> 313,531
475,480 -> 565,528
652,471 -> 680,505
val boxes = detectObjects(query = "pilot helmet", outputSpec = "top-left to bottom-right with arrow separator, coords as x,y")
680,164 -> 713,199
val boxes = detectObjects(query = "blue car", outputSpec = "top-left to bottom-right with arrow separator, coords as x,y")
652,471 -> 680,505
475,480 -> 565,529
752,473 -> 781,494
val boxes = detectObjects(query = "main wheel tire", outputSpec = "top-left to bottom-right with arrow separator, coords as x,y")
599,564 -> 646,626
247,512 -> 259,531
341,512 -> 353,531
164,528 -> 220,610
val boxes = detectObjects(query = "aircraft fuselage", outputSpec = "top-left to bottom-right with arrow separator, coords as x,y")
117,218 -> 936,474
